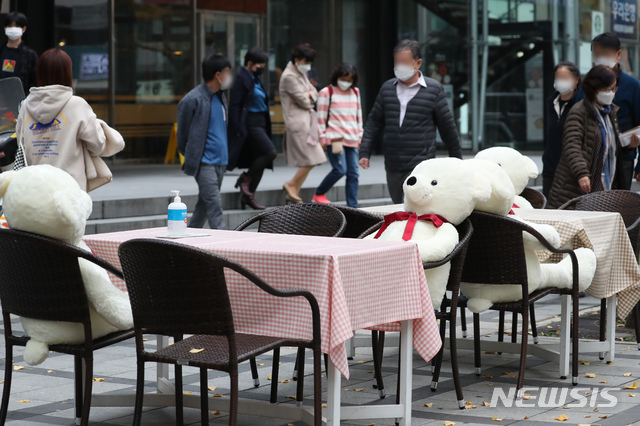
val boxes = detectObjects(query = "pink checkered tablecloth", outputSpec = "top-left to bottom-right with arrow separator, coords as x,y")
83,227 -> 441,379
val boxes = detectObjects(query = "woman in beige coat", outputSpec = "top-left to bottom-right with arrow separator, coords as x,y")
279,44 -> 326,203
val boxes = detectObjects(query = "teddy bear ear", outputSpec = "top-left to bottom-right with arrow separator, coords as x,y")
53,190 -> 93,225
0,170 -> 17,198
525,156 -> 539,179
473,173 -> 493,202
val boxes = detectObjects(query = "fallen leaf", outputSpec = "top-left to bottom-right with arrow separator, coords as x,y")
554,414 -> 569,421
492,418 -> 503,422
626,381 -> 638,389
354,388 -> 364,392
623,372 -> 633,376
267,375 -> 272,380
599,415 -> 608,419
358,360 -> 367,364
523,416 -> 530,420
629,393 -> 636,397
280,380 -> 290,384
210,411 -> 220,415
367,371 -> 375,374
484,351 -> 496,354
344,388 -> 350,391
578,360 -> 590,366
585,373 -> 597,378
485,374 -> 493,379
593,408 -> 599,412
444,422 -> 456,426
599,379 -> 608,383
213,393 -> 222,397
184,391 -> 192,395
488,383 -> 495,386
423,402 -> 433,407
321,403 -> 327,408
17,400 -> 30,403
189,348 -> 204,354
482,401 -> 490,406
207,386 -> 216,392
464,404 -> 477,409
13,366 -> 23,371
286,395 -> 297,400
92,378 -> 105,382
522,393 -> 532,400
142,338 -> 148,341
60,402 -> 67,404
46,370 -> 54,374
258,363 -> 265,366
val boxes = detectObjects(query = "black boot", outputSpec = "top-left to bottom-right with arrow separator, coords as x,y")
235,173 -> 253,197
241,193 -> 266,210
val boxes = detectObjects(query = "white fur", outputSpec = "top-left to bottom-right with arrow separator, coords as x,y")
369,158 -> 492,309
0,165 -> 133,365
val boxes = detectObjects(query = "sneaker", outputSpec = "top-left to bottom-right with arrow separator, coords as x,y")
312,194 -> 331,204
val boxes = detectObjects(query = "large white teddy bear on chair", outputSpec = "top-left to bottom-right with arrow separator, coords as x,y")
0,165 -> 133,365
368,158 -> 492,309
461,159 -> 597,313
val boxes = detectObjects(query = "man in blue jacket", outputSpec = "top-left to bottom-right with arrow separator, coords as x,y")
592,32 -> 640,188
177,54 -> 233,229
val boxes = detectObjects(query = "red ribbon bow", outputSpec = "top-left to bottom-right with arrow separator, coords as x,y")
509,203 -> 520,215
374,212 -> 449,241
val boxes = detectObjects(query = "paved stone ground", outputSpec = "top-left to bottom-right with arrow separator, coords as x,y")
4,294 -> 640,425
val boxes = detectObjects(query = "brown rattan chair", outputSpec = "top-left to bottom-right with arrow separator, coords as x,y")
370,219 -> 473,408
559,190 -> 640,350
520,187 -> 548,209
118,239 -> 322,426
333,205 -> 384,239
462,211 -> 581,394
234,203 -> 346,237
0,229 -> 135,426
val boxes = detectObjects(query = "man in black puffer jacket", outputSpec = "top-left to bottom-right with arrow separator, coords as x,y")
359,40 -> 462,204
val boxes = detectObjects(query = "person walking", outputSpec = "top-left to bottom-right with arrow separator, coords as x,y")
548,65 -> 640,208
15,49 -> 123,192
228,46 -> 276,210
542,61 -> 584,197
177,54 -> 233,230
591,32 -> 640,189
0,11 -> 38,95
359,39 -> 462,204
279,43 -> 326,203
312,63 -> 363,208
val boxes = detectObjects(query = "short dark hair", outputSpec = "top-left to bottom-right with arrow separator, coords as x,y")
4,12 -> 27,28
330,63 -> 359,88
244,46 -> 268,66
554,61 -> 580,83
393,39 -> 422,60
202,54 -> 231,82
291,44 -> 316,63
581,65 -> 617,101
36,49 -> 73,88
592,32 -> 621,52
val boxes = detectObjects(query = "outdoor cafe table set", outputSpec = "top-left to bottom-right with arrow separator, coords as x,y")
84,227 -> 443,425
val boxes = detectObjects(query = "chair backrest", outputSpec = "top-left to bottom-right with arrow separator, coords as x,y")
520,187 -> 547,209
461,211 -> 529,289
118,239 -> 238,337
0,229 -> 121,325
333,205 -> 383,239
558,190 -> 640,255
239,203 -> 346,237
445,219 -> 474,290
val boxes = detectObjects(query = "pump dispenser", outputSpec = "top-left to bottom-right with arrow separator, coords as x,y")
168,190 -> 187,236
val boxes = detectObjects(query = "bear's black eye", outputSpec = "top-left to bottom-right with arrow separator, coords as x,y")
431,180 -> 438,186
497,163 -> 502,167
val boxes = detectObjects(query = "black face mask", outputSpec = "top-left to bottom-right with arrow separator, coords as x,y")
252,67 -> 265,76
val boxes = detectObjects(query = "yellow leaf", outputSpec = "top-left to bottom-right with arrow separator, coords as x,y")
286,395 -> 297,400
207,386 -> 216,392
623,372 -> 633,376
354,388 -> 364,392
17,400 -> 30,403
189,348 -> 204,354
485,374 -> 493,379
578,360 -> 590,365
213,393 -> 222,397
445,422 -> 456,426
492,417 -> 503,422
321,403 -> 327,408
280,380 -> 290,384
585,373 -> 597,378
13,366 -> 23,371
464,404 -> 477,409
625,381 -> 638,389
210,411 -> 220,415
367,371 -> 375,374
424,403 -> 433,407
92,378 -> 105,382
46,370 -> 54,374
629,393 -> 636,397
599,415 -> 608,419
60,401 -> 67,404
554,414 -> 569,421
267,375 -> 272,380
258,363 -> 265,366
482,401 -> 490,406
184,391 -> 192,395
599,379 -> 608,383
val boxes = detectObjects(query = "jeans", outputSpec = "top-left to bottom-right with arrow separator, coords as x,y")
315,145 -> 359,207
190,164 -> 226,230
385,169 -> 412,204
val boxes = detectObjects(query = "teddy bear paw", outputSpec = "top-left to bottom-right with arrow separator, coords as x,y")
467,298 -> 494,313
24,340 -> 50,366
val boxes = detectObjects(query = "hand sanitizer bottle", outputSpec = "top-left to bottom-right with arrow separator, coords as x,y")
168,190 -> 187,236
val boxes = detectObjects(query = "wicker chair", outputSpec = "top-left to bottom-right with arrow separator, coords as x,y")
0,229 -> 134,426
559,190 -> 640,350
520,187 -> 547,209
118,239 -> 322,426
235,203 -> 346,237
333,205 -> 384,239
371,219 -> 473,408
462,211 -> 582,394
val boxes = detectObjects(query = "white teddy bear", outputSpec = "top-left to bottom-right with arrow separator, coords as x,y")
475,147 -> 539,210
0,165 -> 133,365
368,158 -> 492,309
461,159 -> 597,313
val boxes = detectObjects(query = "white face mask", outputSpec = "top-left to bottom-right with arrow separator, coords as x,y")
597,90 -> 615,106
554,79 -> 576,96
296,63 -> 312,74
394,64 -> 417,82
5,27 -> 22,41
337,80 -> 352,91
218,74 -> 233,91
593,56 -> 618,68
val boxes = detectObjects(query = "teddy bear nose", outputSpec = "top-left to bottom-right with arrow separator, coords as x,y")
406,176 -> 417,186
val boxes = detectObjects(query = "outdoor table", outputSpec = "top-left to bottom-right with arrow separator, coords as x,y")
83,227 -> 442,426
361,204 -> 640,378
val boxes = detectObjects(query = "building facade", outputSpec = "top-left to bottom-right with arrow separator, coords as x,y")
3,0 -> 639,159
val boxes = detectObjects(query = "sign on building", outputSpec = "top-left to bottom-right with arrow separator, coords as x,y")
612,0 -> 638,39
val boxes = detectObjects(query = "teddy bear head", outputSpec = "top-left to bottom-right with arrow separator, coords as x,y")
475,147 -> 538,194
465,158 -> 516,216
403,158 -> 492,225
0,165 -> 93,245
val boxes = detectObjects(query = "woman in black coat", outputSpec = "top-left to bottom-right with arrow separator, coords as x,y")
542,61 -> 583,197
228,47 -> 277,209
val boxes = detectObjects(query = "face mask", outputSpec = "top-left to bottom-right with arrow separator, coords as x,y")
252,67 -> 265,77
554,79 -> 575,96
296,63 -> 312,74
597,90 -> 615,106
218,74 -> 233,91
5,27 -> 22,41
337,80 -> 352,91
394,64 -> 416,82
593,56 -> 618,68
